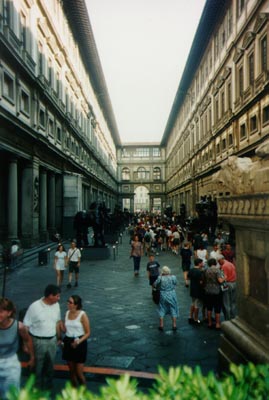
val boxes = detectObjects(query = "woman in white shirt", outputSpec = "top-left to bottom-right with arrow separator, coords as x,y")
62,295 -> 90,386
54,244 -> 68,286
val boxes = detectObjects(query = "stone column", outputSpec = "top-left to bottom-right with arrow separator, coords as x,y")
8,158 -> 18,240
47,173 -> 56,235
21,159 -> 40,246
39,170 -> 48,241
130,197 -> 134,213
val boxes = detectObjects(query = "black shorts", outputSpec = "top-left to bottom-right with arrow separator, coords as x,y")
204,293 -> 222,313
173,238 -> 180,245
181,262 -> 191,272
149,275 -> 159,286
62,336 -> 87,363
69,261 -> 79,273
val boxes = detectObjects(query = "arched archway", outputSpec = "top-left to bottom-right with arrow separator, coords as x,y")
134,186 -> 149,212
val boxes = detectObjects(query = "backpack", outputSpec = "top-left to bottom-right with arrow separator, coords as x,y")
144,233 -> 151,243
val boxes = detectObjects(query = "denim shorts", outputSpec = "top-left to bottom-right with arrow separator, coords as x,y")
0,354 -> 21,399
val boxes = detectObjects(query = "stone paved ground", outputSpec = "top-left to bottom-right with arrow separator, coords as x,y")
3,232 -> 222,396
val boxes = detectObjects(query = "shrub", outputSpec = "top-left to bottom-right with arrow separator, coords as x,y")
6,363 -> 269,400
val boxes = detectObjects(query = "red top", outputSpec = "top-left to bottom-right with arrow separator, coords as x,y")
221,260 -> 236,282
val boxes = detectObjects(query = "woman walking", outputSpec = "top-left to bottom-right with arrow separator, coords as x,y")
130,234 -> 143,276
153,266 -> 179,331
62,295 -> 90,387
54,244 -> 68,286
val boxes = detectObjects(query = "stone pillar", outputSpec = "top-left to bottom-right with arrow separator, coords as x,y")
21,159 -> 40,246
55,174 -> 63,234
47,173 -> 56,235
130,197 -> 134,213
8,158 -> 18,240
39,170 -> 48,242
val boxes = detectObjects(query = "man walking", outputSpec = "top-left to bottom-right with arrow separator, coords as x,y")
218,255 -> 237,320
67,240 -> 81,288
23,284 -> 61,391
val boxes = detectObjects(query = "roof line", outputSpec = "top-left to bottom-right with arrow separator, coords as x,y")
62,0 -> 121,146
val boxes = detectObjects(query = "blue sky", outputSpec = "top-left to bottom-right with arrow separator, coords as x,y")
86,0 -> 206,143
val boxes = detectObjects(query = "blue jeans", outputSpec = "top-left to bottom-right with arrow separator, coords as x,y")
0,354 -> 21,399
133,256 -> 141,272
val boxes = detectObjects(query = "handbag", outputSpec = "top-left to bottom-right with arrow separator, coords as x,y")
152,277 -> 162,304
152,287 -> 160,304
220,282 -> 229,291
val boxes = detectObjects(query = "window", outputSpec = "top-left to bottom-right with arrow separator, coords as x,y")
214,32 -> 219,60
56,126 -> 62,142
228,6 -> 233,37
216,143 -> 220,154
153,167 -> 161,180
20,12 -> 27,50
56,72 -> 60,97
153,148 -> 160,157
240,124 -> 247,140
134,148 -> 150,157
221,91 -> 225,116
248,53 -> 254,85
237,0 -> 245,18
227,82 -> 232,110
48,59 -> 53,86
20,89 -> 30,115
261,36 -> 267,72
262,105 -> 269,124
222,138 -> 227,150
3,71 -> 15,102
121,168 -> 130,180
3,0 -> 11,26
137,167 -> 147,179
39,108 -> 45,128
250,115 -> 257,133
38,42 -> 44,75
48,118 -> 54,137
238,66 -> 244,96
215,97 -> 219,121
228,133 -> 233,146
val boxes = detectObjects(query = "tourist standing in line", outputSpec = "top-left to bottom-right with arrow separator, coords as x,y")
67,241 -> 81,288
62,295 -> 90,387
188,258 -> 204,324
0,297 -> 35,399
203,259 -> 225,329
153,266 -> 179,331
180,242 -> 192,287
130,234 -> 143,276
218,255 -> 237,320
23,284 -> 62,391
54,244 -> 68,286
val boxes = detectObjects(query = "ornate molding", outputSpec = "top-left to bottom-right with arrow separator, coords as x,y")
218,194 -> 269,217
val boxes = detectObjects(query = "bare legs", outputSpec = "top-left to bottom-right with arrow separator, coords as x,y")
67,361 -> 86,387
56,270 -> 64,286
159,317 -> 177,330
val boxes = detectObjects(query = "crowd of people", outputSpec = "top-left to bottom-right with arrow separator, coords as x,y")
128,216 -> 237,333
0,213 -> 237,398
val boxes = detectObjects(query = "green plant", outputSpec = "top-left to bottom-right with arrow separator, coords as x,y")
6,363 -> 269,400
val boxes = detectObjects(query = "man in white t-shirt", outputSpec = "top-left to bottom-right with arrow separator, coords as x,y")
23,284 -> 61,391
67,241 -> 81,288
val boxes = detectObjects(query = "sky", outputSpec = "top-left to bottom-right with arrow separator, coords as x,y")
86,0 -> 206,143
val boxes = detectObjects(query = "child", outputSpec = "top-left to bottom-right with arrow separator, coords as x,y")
180,242 -> 192,287
146,254 -> 160,289
187,258 -> 204,324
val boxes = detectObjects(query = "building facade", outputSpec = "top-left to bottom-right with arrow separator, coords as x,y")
117,144 -> 166,213
162,0 -> 269,217
0,0 -> 120,246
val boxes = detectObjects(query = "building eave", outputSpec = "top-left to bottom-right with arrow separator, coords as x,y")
161,0 -> 227,146
63,0 -> 121,146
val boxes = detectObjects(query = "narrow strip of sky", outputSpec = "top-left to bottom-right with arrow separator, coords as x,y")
86,0 -> 206,143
